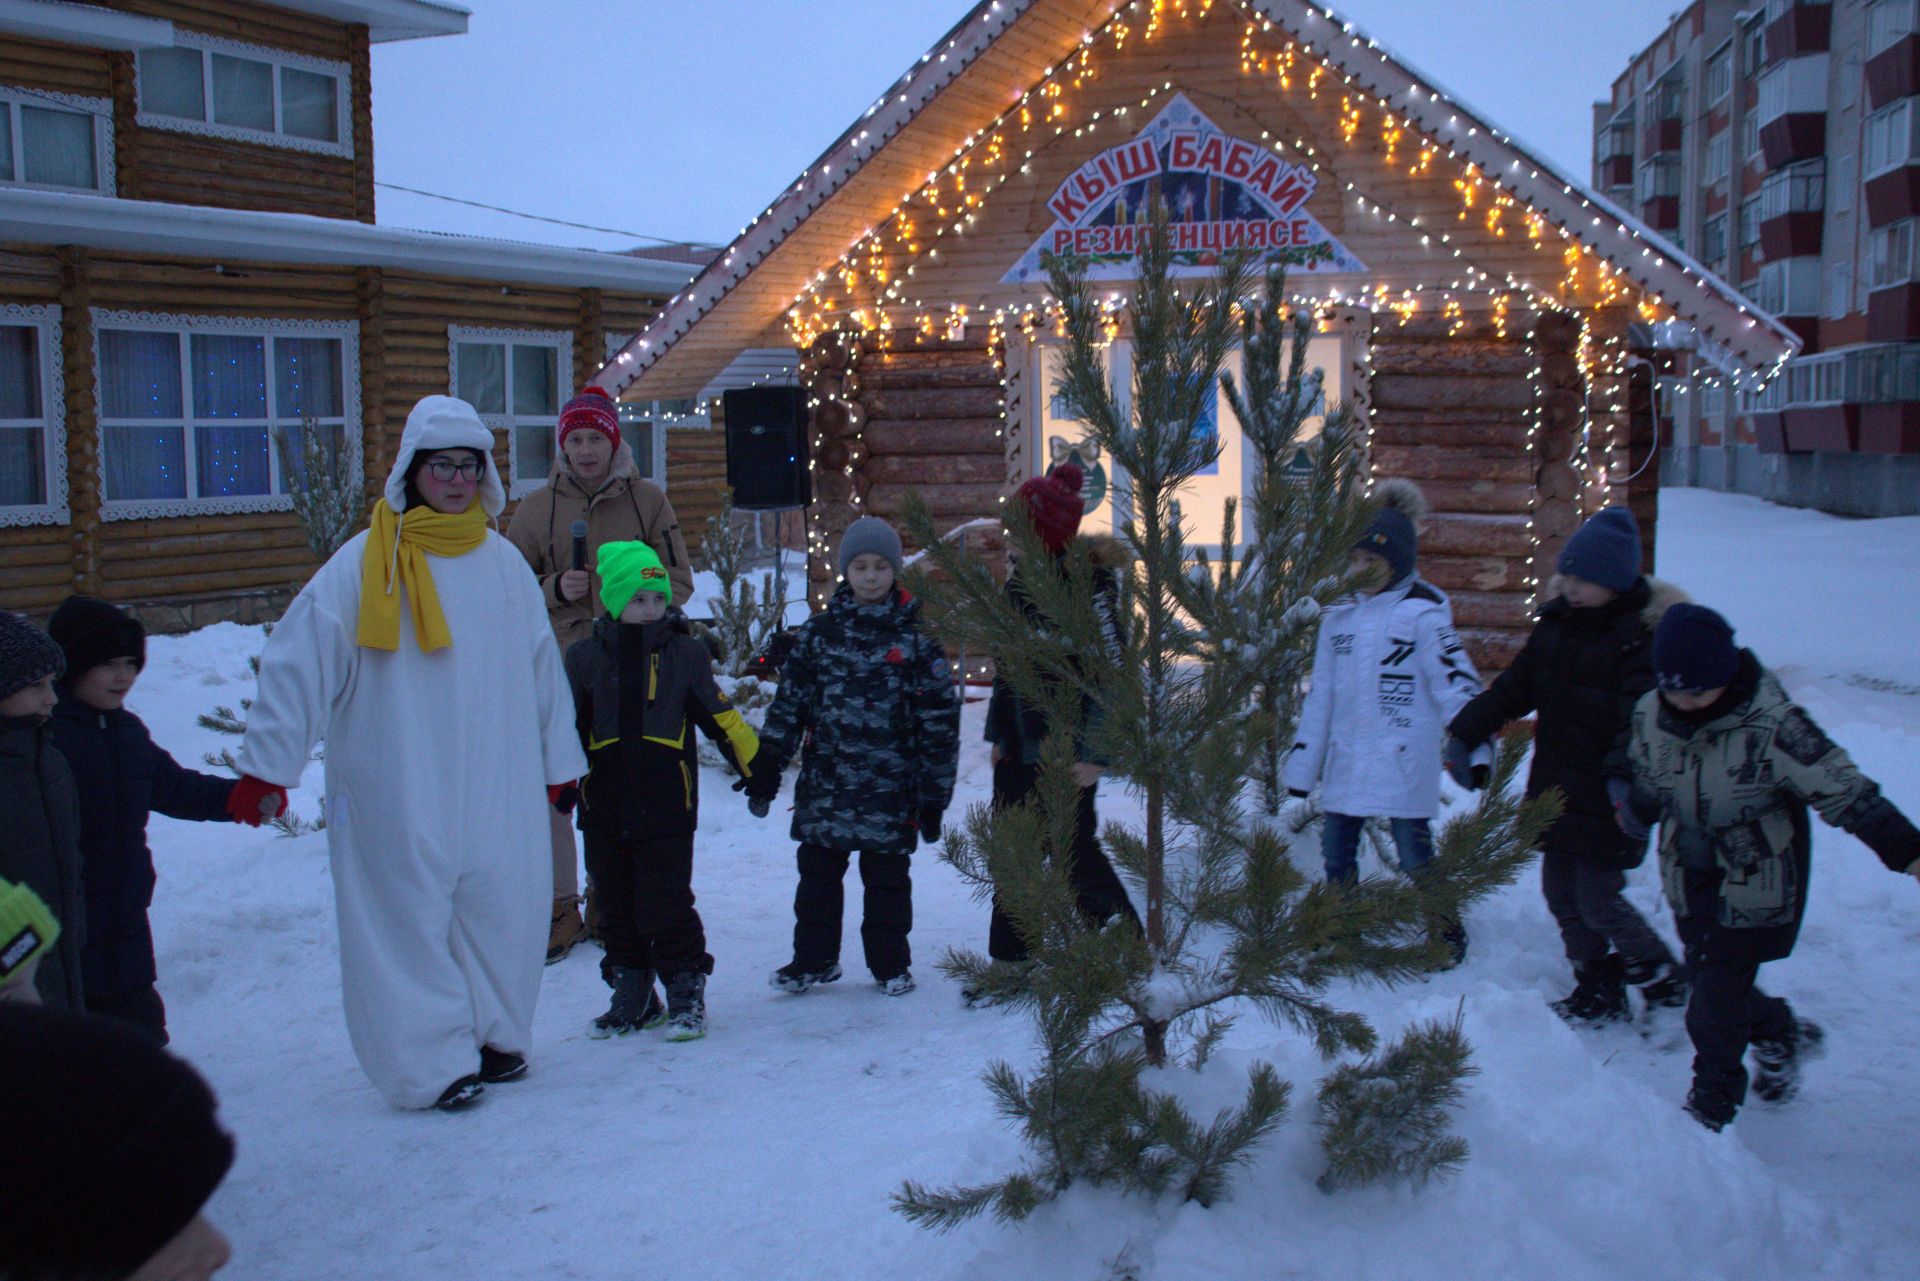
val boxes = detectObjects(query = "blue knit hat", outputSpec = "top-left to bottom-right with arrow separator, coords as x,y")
1557,507 -> 1642,594
1653,604 -> 1739,693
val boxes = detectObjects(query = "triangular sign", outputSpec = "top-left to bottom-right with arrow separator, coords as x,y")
1002,92 -> 1366,284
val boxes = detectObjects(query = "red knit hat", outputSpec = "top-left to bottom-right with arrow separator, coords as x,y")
558,385 -> 621,451
1013,463 -> 1085,554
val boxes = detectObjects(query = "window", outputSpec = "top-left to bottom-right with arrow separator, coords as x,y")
450,327 -> 570,496
0,86 -> 112,193
1871,219 -> 1919,287
92,313 -> 356,520
1740,196 -> 1763,249
1784,352 -> 1846,405
1596,120 -> 1633,163
1652,77 -> 1686,122
1759,159 -> 1826,219
1756,55 -> 1830,129
1742,110 -> 1761,161
1706,48 -> 1734,106
1865,100 -> 1918,177
136,34 -> 349,157
1702,214 -> 1729,266
1706,132 -> 1731,185
1745,26 -> 1767,77
1868,0 -> 1919,57
1756,258 -> 1822,315
600,334 -> 707,486
1638,157 -> 1682,201
0,305 -> 66,526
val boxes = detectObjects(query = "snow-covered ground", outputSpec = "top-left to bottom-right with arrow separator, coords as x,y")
129,489 -> 1918,1280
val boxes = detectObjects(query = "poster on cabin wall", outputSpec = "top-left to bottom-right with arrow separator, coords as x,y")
1001,92 -> 1366,284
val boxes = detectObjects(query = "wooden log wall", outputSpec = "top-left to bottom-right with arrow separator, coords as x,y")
802,330 -> 1010,606
664,426 -> 728,559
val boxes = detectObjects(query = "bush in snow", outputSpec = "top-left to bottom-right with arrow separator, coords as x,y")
692,488 -> 788,714
1315,1009 -> 1476,1192
895,219 -> 1556,1229
275,418 -> 364,562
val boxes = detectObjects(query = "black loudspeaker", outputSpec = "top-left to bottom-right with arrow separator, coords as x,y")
723,386 -> 811,510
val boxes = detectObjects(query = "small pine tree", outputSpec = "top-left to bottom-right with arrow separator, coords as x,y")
692,488 -> 788,713
1315,1008 -> 1476,1192
276,418 -> 364,561
199,624 -> 323,838
895,203 -> 1557,1229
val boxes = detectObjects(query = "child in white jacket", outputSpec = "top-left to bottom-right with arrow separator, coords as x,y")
1283,480 -> 1487,962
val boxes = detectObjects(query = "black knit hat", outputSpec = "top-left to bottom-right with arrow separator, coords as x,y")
48,594 -> 146,679
0,610 -> 65,702
1653,603 -> 1740,694
0,1002 -> 236,1279
1557,506 -> 1642,593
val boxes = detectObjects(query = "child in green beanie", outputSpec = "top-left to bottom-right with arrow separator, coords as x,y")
563,540 -> 762,1041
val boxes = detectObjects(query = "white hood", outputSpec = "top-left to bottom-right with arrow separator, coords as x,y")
383,395 -> 507,517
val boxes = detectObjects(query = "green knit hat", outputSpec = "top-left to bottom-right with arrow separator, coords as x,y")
597,540 -> 671,617
0,877 -> 60,988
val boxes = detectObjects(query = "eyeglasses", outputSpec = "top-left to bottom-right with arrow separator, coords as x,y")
424,458 -> 484,482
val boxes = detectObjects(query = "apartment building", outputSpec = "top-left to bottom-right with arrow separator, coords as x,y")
1596,0 -> 1920,516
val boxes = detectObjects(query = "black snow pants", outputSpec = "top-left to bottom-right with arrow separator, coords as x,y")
1539,848 -> 1674,967
584,830 -> 712,982
986,757 -> 1141,963
790,843 -> 913,981
1677,878 -> 1797,1116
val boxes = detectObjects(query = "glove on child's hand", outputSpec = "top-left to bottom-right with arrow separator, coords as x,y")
919,808 -> 944,844
227,776 -> 289,826
1607,778 -> 1649,842
735,771 -> 780,816
548,782 -> 579,815
1442,737 -> 1483,792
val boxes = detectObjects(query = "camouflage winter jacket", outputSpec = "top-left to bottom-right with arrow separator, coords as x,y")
1628,650 -> 1920,945
758,584 -> 961,852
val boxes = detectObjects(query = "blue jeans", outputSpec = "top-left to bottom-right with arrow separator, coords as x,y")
1321,812 -> 1434,885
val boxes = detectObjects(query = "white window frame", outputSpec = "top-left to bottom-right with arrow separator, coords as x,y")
1868,0 -> 1920,59
1755,55 -> 1830,130
449,325 -> 571,500
0,303 -> 68,527
1742,110 -> 1762,162
1702,213 -> 1729,266
1706,46 -> 1734,107
1865,99 -> 1918,178
135,32 -> 351,159
91,311 -> 360,522
1706,132 -> 1732,185
1739,195 -> 1763,249
1757,258 -> 1823,316
0,85 -> 114,194
1871,218 -> 1919,288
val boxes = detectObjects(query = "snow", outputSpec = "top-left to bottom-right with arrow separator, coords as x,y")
124,489 -> 1918,1280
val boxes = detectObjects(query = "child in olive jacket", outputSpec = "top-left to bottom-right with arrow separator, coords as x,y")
1627,604 -> 1920,1131
566,542 -> 759,1042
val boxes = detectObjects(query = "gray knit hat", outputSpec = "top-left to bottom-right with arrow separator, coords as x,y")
0,611 -> 65,702
837,516 -> 903,576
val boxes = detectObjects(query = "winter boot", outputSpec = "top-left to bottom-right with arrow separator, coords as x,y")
877,970 -> 915,997
546,895 -> 588,964
770,961 -> 843,994
1751,1018 -> 1826,1104
1623,956 -> 1689,1011
434,1074 -> 485,1112
1551,954 -> 1630,1026
663,971 -> 707,1042
1683,1085 -> 1736,1132
478,1046 -> 527,1084
588,965 -> 663,1039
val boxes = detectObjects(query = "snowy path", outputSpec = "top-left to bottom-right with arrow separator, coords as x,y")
132,489 -> 1918,1280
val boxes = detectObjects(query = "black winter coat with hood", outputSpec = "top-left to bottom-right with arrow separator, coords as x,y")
49,695 -> 232,1000
0,714 -> 84,1007
1448,576 -> 1685,864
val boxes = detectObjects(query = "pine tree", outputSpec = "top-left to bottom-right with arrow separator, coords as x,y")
895,203 -> 1558,1229
276,418 -> 364,561
691,488 -> 789,713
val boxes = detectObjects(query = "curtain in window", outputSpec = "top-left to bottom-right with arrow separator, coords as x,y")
197,424 -> 270,497
456,343 -> 505,413
0,326 -> 40,419
211,54 -> 273,131
516,425 -> 553,481
0,321 -> 44,506
275,338 -> 343,418
20,106 -> 95,189
190,334 -> 269,496
100,330 -> 187,501
512,344 -> 557,415
139,47 -> 206,120
279,67 -> 337,142
0,428 -> 44,506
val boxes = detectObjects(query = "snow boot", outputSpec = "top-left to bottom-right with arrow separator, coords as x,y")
877,970 -> 915,997
588,965 -> 663,1039
478,1046 -> 527,1084
1623,955 -> 1689,1011
1751,1017 -> 1826,1104
1683,1086 -> 1736,1132
770,961 -> 843,994
1552,953 -> 1630,1026
546,895 -> 588,964
663,971 -> 707,1042
434,1074 -> 485,1112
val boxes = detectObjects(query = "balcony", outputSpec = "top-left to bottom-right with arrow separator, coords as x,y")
1866,1 -> 1920,108
1757,55 -> 1830,166
1596,119 -> 1635,189
1757,161 -> 1826,258
1746,343 -> 1920,454
1763,0 -> 1832,63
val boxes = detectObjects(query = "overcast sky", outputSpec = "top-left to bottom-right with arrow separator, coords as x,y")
369,0 -> 1688,254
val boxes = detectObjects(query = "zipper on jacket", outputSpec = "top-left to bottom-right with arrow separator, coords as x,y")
679,760 -> 692,810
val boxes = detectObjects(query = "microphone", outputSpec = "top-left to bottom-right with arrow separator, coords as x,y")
570,520 -> 588,573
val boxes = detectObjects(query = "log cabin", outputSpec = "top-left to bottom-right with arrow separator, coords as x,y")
0,0 -> 727,628
593,0 -> 1801,670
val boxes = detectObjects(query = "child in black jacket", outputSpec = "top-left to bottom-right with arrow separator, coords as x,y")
1447,509 -> 1686,1025
564,541 -> 760,1042
46,596 -> 282,1043
0,611 -> 83,1009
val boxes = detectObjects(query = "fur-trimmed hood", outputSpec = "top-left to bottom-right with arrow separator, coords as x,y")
1075,532 -> 1134,571
383,395 -> 506,517
546,439 -> 644,498
1543,574 -> 1688,629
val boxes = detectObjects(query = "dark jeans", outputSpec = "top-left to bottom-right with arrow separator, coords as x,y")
87,984 -> 169,1046
1540,848 -> 1674,967
791,843 -> 912,980
583,830 -> 712,981
987,758 -> 1141,963
1320,812 -> 1433,885
1677,901 -> 1796,1113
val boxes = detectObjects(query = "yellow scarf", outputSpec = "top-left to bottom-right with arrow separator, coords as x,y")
357,499 -> 489,652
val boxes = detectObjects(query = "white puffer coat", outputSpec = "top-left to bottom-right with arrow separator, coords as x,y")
1283,576 -> 1488,819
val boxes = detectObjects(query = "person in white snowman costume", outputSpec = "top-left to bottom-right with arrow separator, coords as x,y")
237,395 -> 586,1111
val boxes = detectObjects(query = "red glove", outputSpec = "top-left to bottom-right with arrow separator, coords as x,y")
548,781 -> 580,815
228,775 -> 289,826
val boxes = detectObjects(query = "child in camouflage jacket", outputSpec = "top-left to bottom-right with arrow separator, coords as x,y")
746,517 -> 960,997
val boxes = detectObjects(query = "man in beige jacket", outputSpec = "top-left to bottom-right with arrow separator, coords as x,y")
506,385 -> 695,961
